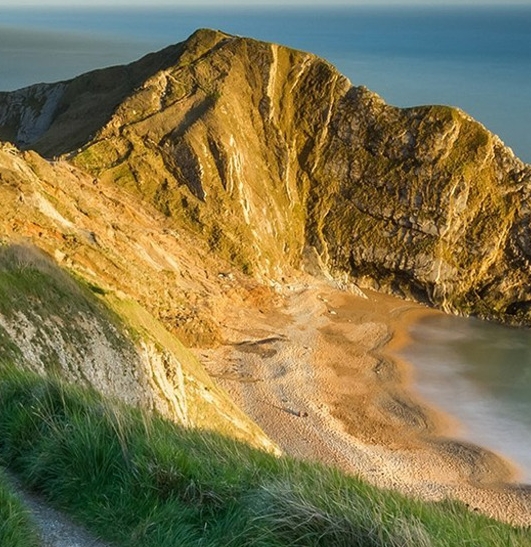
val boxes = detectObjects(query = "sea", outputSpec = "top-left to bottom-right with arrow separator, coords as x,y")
2,5 -> 531,479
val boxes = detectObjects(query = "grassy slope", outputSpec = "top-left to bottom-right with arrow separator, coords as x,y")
0,244 -> 131,373
0,367 -> 528,547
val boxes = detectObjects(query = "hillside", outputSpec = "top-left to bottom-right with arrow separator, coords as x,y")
2,28 -> 531,324
0,142 -> 276,453
0,28 -> 531,537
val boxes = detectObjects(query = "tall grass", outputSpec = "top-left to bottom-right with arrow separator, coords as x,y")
0,365 -> 529,547
0,468 -> 40,547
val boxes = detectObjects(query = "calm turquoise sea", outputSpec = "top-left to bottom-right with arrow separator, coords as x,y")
0,6 -> 530,161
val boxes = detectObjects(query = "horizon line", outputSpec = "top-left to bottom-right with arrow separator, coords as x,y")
2,1 -> 531,8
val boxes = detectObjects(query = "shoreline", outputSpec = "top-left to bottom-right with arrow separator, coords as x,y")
382,297 -> 531,484
314,287 -> 467,448
367,293 -> 480,446
198,280 -> 531,527
393,305 -> 531,485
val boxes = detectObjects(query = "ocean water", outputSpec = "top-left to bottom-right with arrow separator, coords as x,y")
0,6 -> 530,161
402,315 -> 531,482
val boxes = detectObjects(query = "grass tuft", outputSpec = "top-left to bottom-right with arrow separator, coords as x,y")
0,467 -> 40,547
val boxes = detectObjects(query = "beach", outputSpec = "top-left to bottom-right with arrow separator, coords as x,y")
197,280 -> 531,527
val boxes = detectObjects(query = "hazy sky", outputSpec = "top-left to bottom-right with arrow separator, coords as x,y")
2,0 -> 531,6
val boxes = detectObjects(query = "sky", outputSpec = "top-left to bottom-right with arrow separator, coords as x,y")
2,0 -> 531,6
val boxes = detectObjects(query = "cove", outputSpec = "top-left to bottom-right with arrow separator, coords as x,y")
401,313 -> 531,483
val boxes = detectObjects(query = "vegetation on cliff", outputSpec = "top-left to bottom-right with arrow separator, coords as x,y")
0,240 -> 275,453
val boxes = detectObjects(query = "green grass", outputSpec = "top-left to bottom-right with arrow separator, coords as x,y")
0,366 -> 529,547
0,468 -> 40,547
0,244 -> 112,323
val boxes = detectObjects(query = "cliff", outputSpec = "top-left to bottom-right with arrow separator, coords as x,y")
2,29 -> 529,325
0,141 -> 276,453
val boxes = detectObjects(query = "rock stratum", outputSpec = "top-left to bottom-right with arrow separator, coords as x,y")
1,29 -> 530,325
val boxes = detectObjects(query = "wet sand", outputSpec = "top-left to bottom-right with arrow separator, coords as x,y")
198,280 -> 531,527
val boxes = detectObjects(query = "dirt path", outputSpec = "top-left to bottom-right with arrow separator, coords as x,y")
4,470 -> 110,547
199,279 -> 531,527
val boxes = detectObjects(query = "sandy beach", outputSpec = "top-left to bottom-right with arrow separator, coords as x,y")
197,279 -> 531,527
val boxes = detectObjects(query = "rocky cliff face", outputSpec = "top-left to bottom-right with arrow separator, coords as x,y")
0,43 -> 187,155
1,28 -> 530,326
0,142 -> 277,453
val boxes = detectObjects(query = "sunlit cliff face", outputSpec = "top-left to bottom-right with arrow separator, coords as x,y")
1,28 -> 531,329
